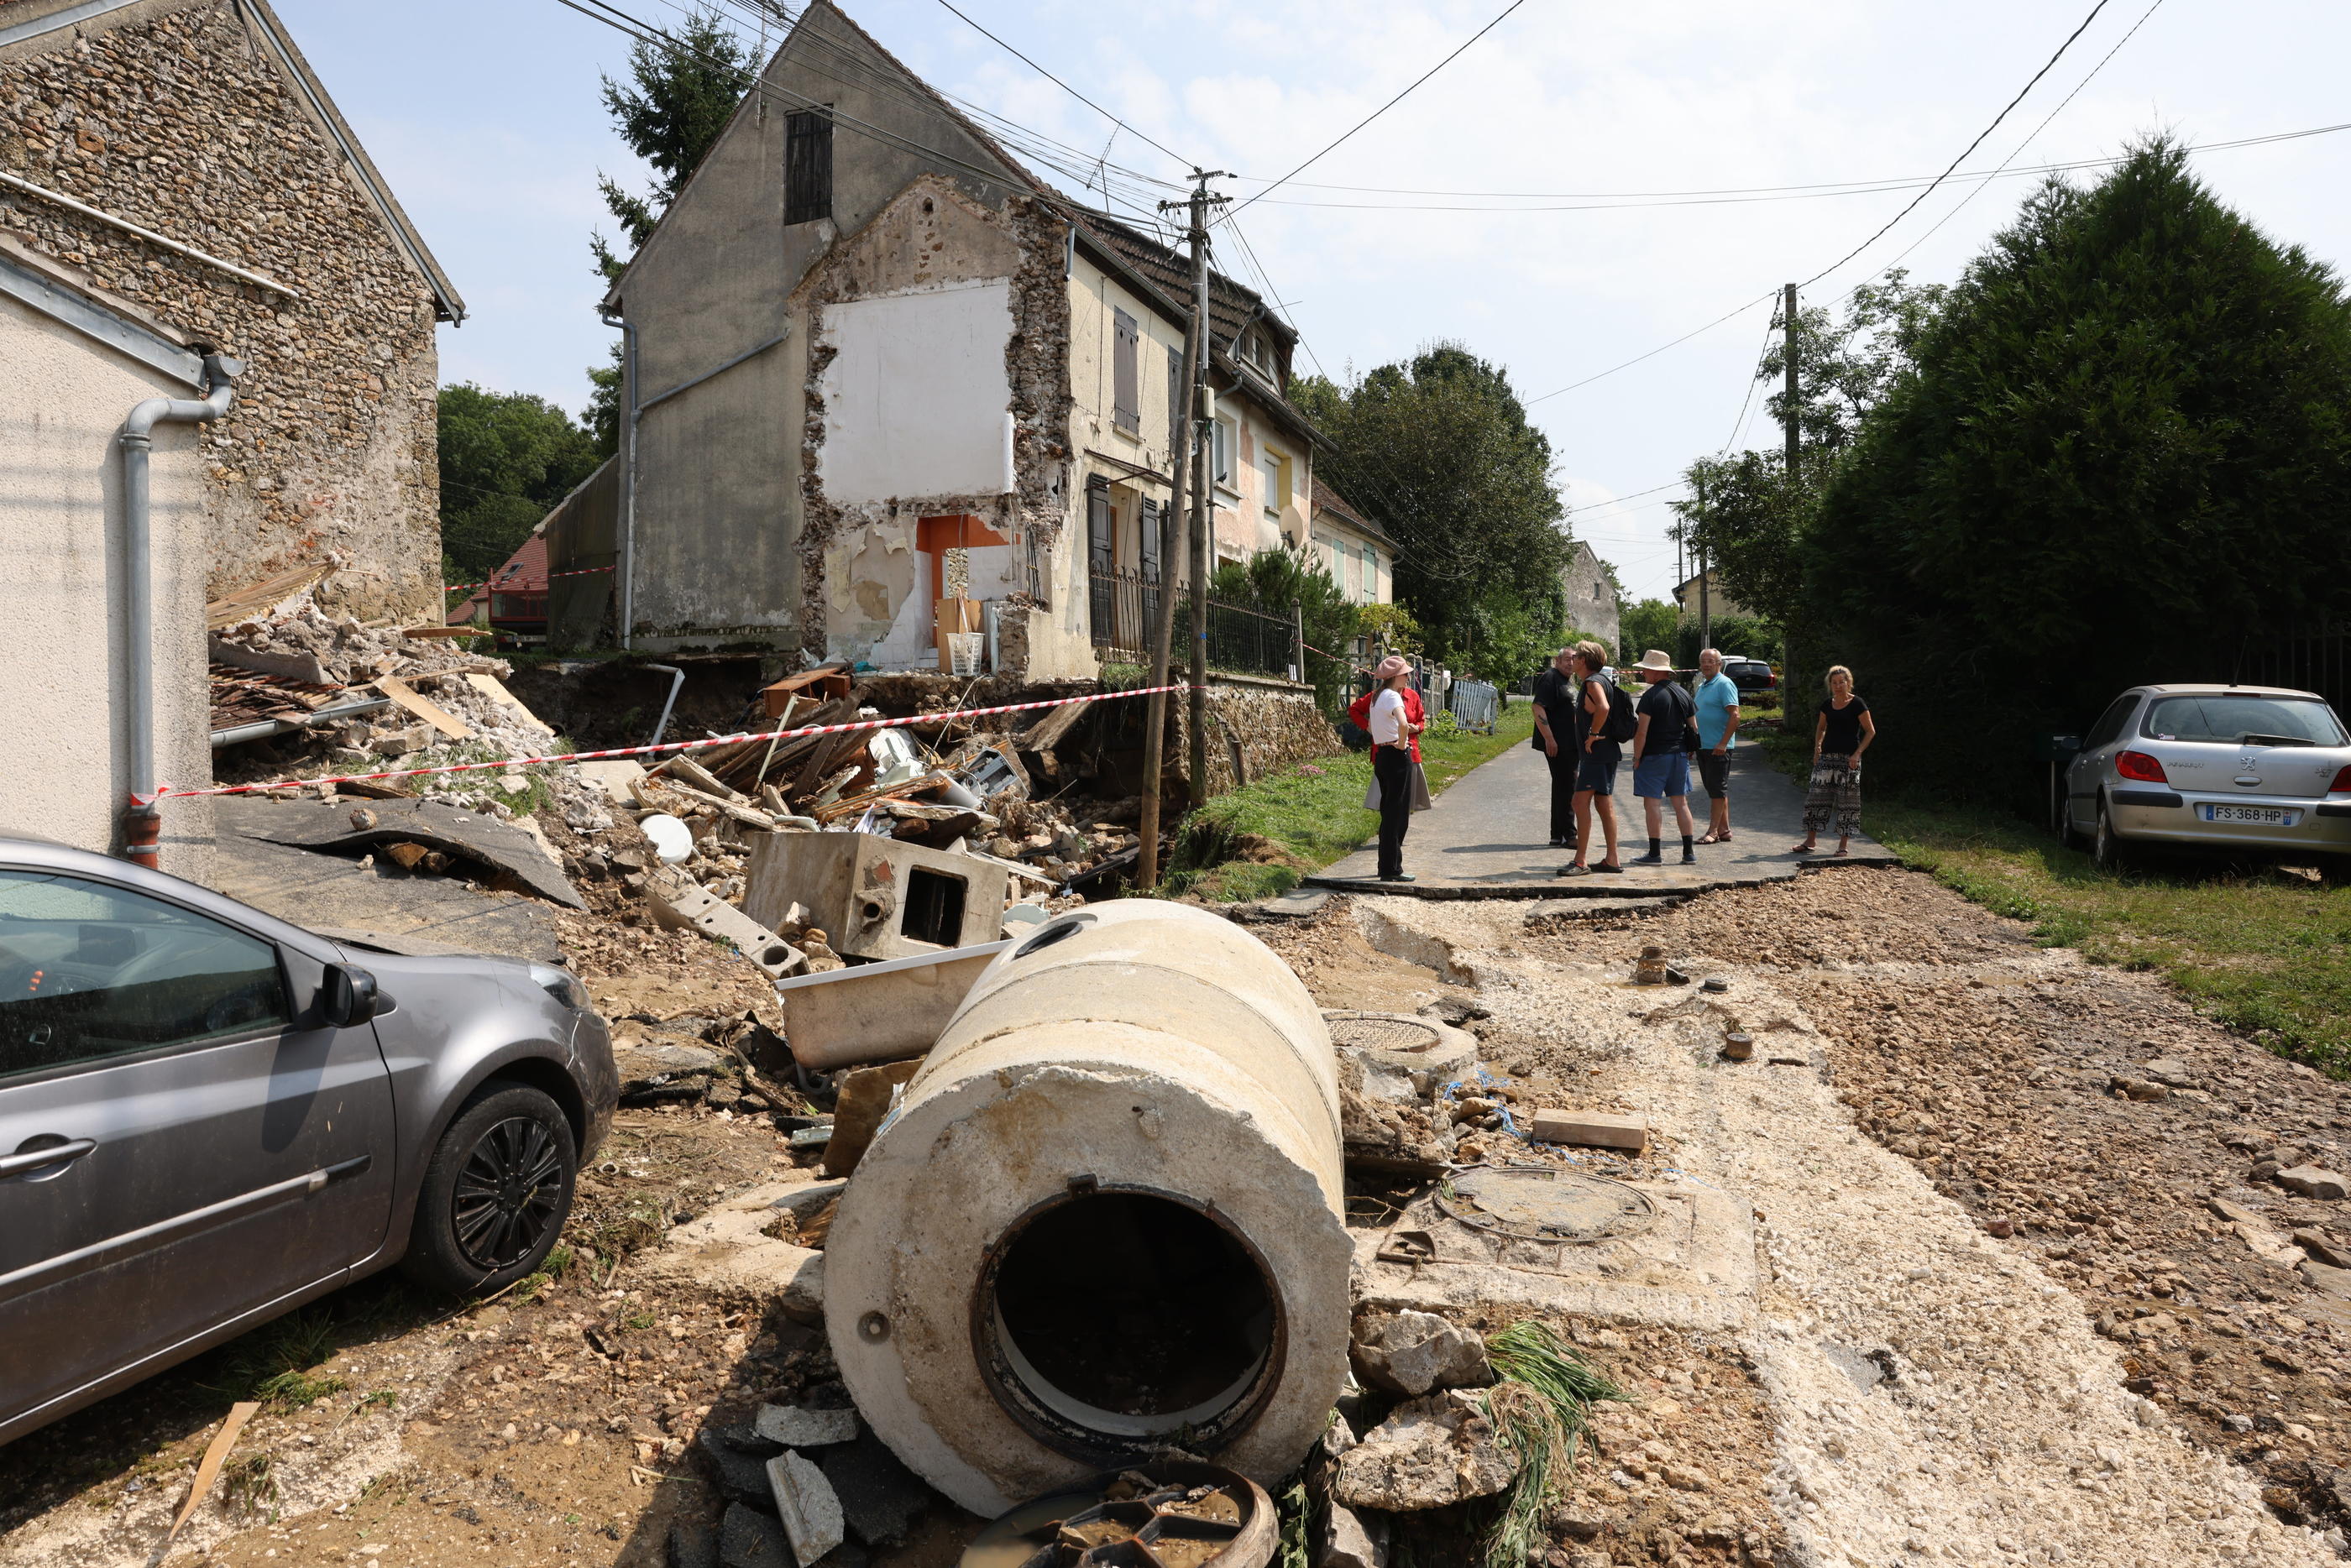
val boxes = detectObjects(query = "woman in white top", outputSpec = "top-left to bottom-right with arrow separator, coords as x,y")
1368,656 -> 1422,882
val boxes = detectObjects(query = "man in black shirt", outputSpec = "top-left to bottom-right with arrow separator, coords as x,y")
1530,647 -> 1581,848
1628,649 -> 1699,865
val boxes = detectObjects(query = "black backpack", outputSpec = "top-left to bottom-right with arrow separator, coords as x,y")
1600,680 -> 1639,743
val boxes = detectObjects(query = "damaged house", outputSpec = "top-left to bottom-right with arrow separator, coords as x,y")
0,0 -> 460,870
577,0 -> 1328,677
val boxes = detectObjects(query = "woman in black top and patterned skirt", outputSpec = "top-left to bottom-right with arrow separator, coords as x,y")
1793,665 -> 1874,857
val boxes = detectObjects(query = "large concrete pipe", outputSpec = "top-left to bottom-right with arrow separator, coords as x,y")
826,901 -> 1349,1516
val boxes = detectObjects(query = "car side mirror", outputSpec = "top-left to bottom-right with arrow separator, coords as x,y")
322,963 -> 380,1028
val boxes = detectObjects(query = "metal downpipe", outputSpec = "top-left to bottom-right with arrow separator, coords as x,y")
119,353 -> 241,869
600,310 -> 639,651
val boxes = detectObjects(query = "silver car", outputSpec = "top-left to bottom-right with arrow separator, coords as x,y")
0,836 -> 616,1445
2063,684 -> 2351,878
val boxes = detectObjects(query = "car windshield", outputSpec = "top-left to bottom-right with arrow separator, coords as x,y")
2140,694 -> 2348,747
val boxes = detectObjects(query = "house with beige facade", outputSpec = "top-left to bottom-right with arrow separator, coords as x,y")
1304,478 -> 1391,606
0,0 -> 458,870
583,0 -> 1330,678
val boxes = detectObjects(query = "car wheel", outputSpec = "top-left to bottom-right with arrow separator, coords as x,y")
2092,800 -> 2132,874
401,1082 -> 577,1296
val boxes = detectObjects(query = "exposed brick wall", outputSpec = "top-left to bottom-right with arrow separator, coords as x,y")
0,0 -> 442,619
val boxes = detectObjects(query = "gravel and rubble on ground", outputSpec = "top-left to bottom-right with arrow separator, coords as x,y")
24,779 -> 2351,1568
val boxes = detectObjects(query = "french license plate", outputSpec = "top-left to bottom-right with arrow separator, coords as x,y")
2199,803 -> 2299,827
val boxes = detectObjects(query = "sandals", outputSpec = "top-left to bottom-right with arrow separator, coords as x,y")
1694,833 -> 1723,846
1558,863 -> 1592,878
1789,844 -> 1817,855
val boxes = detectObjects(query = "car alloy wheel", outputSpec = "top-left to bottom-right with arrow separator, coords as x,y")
2094,802 -> 2127,872
452,1115 -> 566,1271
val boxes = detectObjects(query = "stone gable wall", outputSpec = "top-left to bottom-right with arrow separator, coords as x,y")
0,0 -> 442,619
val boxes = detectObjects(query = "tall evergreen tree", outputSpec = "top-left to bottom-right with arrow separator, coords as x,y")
1812,139 -> 2351,788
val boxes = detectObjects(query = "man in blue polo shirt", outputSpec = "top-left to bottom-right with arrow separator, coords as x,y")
1693,647 -> 1743,844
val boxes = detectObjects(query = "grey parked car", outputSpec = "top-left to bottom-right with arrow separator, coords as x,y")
0,836 -> 615,1445
2063,684 -> 2351,878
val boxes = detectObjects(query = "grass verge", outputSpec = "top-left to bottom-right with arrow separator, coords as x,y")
1755,732 -> 2351,1076
1164,704 -> 1537,900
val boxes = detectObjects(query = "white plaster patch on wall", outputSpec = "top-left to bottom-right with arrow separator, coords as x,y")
817,280 -> 1017,505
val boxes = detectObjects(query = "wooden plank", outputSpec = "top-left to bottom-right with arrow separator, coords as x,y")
463,672 -> 553,734
1018,699 -> 1089,752
656,754 -> 751,802
374,676 -> 471,740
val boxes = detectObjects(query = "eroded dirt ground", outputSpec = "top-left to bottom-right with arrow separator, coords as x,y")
9,865 -> 2351,1568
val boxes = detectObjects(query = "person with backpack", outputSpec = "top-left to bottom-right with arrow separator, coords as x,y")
1627,650 -> 1699,865
1558,640 -> 1630,875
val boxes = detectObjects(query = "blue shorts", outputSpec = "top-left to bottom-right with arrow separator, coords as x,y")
1634,750 -> 1691,799
1574,745 -> 1620,794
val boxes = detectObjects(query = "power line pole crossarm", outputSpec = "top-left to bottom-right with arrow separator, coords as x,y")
1138,170 -> 1228,888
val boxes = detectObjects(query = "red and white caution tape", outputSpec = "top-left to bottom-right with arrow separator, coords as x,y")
443,565 -> 617,595
162,682 -> 1197,800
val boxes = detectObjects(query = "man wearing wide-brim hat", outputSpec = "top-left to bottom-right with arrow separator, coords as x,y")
1628,649 -> 1699,865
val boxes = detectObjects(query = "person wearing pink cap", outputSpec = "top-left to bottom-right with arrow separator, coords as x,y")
1366,656 -> 1423,882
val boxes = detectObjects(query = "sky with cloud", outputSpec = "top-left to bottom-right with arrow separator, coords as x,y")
275,0 -> 2351,603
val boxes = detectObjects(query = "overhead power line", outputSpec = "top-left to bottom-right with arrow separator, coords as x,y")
1799,0 -> 2116,289
1221,0 -> 1534,225
926,0 -> 1191,167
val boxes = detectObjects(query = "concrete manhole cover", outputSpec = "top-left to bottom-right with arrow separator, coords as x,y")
1326,1015 -> 1444,1053
1437,1164 -> 1657,1243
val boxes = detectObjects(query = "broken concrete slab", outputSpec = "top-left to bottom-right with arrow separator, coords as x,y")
817,1432 -> 932,1548
755,1403 -> 859,1448
2280,1165 -> 2348,1200
647,870 -> 807,979
1320,1499 -> 1387,1568
208,811 -> 561,963
615,1040 -> 727,1104
767,1450 -> 846,1565
1328,1389 -> 1518,1511
1530,1109 -> 1651,1153
772,940 -> 1008,1072
717,1502 -> 790,1568
1325,1010 -> 1479,1099
769,1179 -> 846,1226
577,759 -> 650,805
699,1427 -> 779,1503
217,794 -> 583,907
822,1059 -> 923,1179
1351,1309 -> 1491,1397
641,1180 -> 829,1320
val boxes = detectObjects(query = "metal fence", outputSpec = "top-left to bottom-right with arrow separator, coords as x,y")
2223,623 -> 2351,714
1088,570 -> 1296,681
1448,678 -> 1500,733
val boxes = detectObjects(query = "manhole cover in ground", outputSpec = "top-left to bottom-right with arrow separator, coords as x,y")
1326,1015 -> 1443,1053
1436,1164 -> 1656,1243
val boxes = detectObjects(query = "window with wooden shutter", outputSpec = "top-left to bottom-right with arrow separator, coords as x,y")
1086,478 -> 1115,643
785,110 -> 832,225
1139,498 -> 1162,581
1112,309 -> 1139,436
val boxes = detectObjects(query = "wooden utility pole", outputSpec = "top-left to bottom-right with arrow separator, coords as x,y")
1696,471 -> 1711,657
1139,171 -> 1225,887
1185,182 -> 1224,801
1783,282 -> 1800,477
1778,280 -> 1801,691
